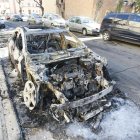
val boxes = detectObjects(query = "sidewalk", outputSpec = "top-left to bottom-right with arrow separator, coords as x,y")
0,60 -> 22,140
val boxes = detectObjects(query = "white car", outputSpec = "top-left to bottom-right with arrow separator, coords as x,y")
42,14 -> 65,28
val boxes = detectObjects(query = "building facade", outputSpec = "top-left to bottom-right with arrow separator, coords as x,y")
42,0 -> 57,14
42,0 -> 65,18
21,0 -> 41,15
0,0 -> 10,14
65,0 -> 135,23
0,0 -> 41,15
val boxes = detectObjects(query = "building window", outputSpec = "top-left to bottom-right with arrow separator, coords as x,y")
22,10 -> 24,12
33,10 -> 34,12
28,10 -> 31,14
36,4 -> 39,7
32,3 -> 34,7
61,0 -> 63,2
36,10 -> 38,13
28,3 -> 30,7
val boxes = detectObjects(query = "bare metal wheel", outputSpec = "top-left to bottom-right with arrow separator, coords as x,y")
82,28 -> 87,36
103,31 -> 111,41
23,81 -> 37,110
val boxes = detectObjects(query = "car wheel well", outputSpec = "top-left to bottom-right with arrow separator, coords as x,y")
82,28 -> 87,35
82,28 -> 86,31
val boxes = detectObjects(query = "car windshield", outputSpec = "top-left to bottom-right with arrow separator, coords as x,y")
33,14 -> 41,18
52,15 -> 63,19
26,31 -> 81,54
15,15 -> 21,18
82,18 -> 95,23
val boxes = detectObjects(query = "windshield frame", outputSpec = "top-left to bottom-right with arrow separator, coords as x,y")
33,14 -> 41,18
52,14 -> 63,20
81,17 -> 95,24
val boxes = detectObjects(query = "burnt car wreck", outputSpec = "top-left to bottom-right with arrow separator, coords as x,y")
8,25 -> 115,123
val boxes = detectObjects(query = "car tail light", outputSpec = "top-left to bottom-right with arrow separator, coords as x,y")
100,24 -> 102,28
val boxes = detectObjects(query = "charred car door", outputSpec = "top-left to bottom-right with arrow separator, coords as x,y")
12,32 -> 24,73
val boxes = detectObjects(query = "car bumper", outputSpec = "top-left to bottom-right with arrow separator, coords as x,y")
36,22 -> 42,25
51,81 -> 116,120
55,24 -> 66,28
87,29 -> 100,35
16,19 -> 23,21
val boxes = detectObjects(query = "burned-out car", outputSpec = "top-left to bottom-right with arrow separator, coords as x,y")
8,25 -> 115,122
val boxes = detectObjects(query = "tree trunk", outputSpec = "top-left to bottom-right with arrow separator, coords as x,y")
41,6 -> 44,16
19,3 -> 22,15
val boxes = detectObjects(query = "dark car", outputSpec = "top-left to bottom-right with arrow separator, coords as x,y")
11,14 -> 23,21
100,12 -> 140,45
0,19 -> 5,28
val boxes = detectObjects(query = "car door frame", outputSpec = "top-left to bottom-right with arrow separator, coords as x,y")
68,17 -> 76,31
75,17 -> 83,32
127,15 -> 140,44
44,14 -> 50,25
11,31 -> 24,74
111,14 -> 130,39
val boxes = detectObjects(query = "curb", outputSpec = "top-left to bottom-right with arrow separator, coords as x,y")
0,60 -> 22,140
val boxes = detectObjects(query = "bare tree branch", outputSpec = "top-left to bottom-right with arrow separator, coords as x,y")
34,0 -> 44,16
16,0 -> 22,15
34,0 -> 40,6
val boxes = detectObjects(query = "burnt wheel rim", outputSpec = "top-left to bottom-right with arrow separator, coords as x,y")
23,81 -> 37,110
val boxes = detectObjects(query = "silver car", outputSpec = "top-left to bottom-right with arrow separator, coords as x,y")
0,18 -> 5,28
27,14 -> 42,25
65,16 -> 100,35
42,14 -> 65,27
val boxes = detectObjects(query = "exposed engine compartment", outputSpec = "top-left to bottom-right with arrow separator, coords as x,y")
48,58 -> 108,101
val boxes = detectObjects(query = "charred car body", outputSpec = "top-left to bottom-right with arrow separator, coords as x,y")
8,25 -> 115,122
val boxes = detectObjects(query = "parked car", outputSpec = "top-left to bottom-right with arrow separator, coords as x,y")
0,19 -> 5,28
27,14 -> 42,25
65,16 -> 100,36
11,14 -> 23,21
100,12 -> 140,45
8,25 -> 115,122
42,14 -> 65,27
22,14 -> 29,21
5,13 -> 11,20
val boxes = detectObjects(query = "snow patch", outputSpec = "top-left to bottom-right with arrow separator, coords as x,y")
66,97 -> 140,140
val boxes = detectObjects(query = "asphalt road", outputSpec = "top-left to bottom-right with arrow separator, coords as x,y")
4,20 -> 140,106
